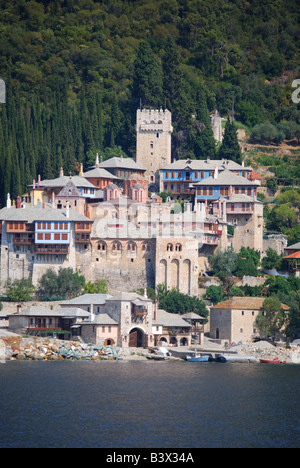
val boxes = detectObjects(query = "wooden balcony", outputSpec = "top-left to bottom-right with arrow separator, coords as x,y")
75,233 -> 91,242
13,234 -> 34,244
202,235 -> 220,245
74,222 -> 92,233
164,328 -> 191,336
226,206 -> 253,214
132,305 -> 148,316
35,244 -> 69,254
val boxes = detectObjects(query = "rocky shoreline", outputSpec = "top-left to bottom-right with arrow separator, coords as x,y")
227,340 -> 300,364
0,334 -> 149,362
0,332 -> 299,364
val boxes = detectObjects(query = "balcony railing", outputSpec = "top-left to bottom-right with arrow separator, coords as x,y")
13,234 -> 34,244
35,245 -> 69,254
133,307 -> 148,316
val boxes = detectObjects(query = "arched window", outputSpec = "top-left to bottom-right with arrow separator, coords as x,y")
167,243 -> 173,252
175,243 -> 182,252
112,241 -> 121,251
142,242 -> 151,252
97,241 -> 106,251
127,241 -> 136,251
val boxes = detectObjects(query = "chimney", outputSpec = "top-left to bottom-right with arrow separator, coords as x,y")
144,288 -> 148,299
60,167 -> 64,177
89,304 -> 94,322
154,299 -> 158,322
6,193 -> 11,209
17,304 -> 22,314
16,196 -> 21,209
79,163 -> 83,177
95,154 -> 99,168
214,165 -> 218,179
37,174 -> 41,188
33,179 -> 36,190
51,191 -> 55,208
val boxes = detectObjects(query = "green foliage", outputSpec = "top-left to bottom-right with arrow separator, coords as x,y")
132,40 -> 163,108
261,248 -> 283,271
265,189 -> 300,243
277,290 -> 300,339
251,121 -> 284,144
256,297 -> 288,338
158,191 -> 173,202
204,285 -> 223,305
234,247 -> 260,278
193,85 -> 216,160
209,247 -> 261,280
5,278 -> 35,302
0,0 -> 299,205
266,178 -> 278,195
157,285 -> 209,319
229,286 -> 245,297
38,268 -> 85,298
218,118 -> 242,164
134,286 -> 157,301
208,247 -> 237,279
84,280 -> 108,294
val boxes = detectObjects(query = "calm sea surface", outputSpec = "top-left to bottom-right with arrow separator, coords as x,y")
0,360 -> 299,448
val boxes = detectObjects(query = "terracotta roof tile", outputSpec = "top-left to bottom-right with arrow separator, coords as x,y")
210,296 -> 289,310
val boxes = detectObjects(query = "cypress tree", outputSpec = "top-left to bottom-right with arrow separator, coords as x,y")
218,117 -> 242,163
162,36 -> 192,131
132,40 -> 163,108
193,86 -> 216,160
95,93 -> 104,151
109,93 -> 121,147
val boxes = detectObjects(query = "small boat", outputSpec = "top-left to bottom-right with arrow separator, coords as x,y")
186,353 -> 211,362
146,354 -> 166,360
259,357 -> 286,364
216,355 -> 257,363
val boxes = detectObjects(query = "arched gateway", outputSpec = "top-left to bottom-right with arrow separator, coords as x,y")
129,328 -> 146,347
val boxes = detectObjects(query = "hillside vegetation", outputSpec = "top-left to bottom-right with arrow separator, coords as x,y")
0,0 -> 299,208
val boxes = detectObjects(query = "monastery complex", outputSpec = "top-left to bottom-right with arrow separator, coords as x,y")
0,108 -> 266,296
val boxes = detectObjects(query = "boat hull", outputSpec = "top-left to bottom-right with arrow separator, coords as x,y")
186,355 -> 210,362
259,358 -> 286,364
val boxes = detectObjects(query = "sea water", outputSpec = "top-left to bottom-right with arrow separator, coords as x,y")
0,360 -> 299,448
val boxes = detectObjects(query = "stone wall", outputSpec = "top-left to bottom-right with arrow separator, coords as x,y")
75,238 -> 155,294
136,108 -> 173,187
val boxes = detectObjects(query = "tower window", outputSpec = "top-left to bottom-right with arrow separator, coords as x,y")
156,133 -> 159,138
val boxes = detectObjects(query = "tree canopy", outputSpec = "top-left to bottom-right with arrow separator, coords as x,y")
0,0 -> 299,205
157,285 -> 209,319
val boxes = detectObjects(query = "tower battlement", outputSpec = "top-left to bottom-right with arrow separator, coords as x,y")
136,109 -> 173,189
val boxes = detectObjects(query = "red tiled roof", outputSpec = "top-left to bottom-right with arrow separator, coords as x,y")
250,171 -> 262,180
210,296 -> 290,310
284,251 -> 300,259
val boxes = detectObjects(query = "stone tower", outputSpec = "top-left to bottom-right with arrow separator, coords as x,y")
136,108 -> 173,189
210,110 -> 223,142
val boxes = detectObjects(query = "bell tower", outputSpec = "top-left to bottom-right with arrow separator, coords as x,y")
136,108 -> 173,189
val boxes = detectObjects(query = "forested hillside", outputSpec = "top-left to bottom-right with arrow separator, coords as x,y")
0,0 -> 299,206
